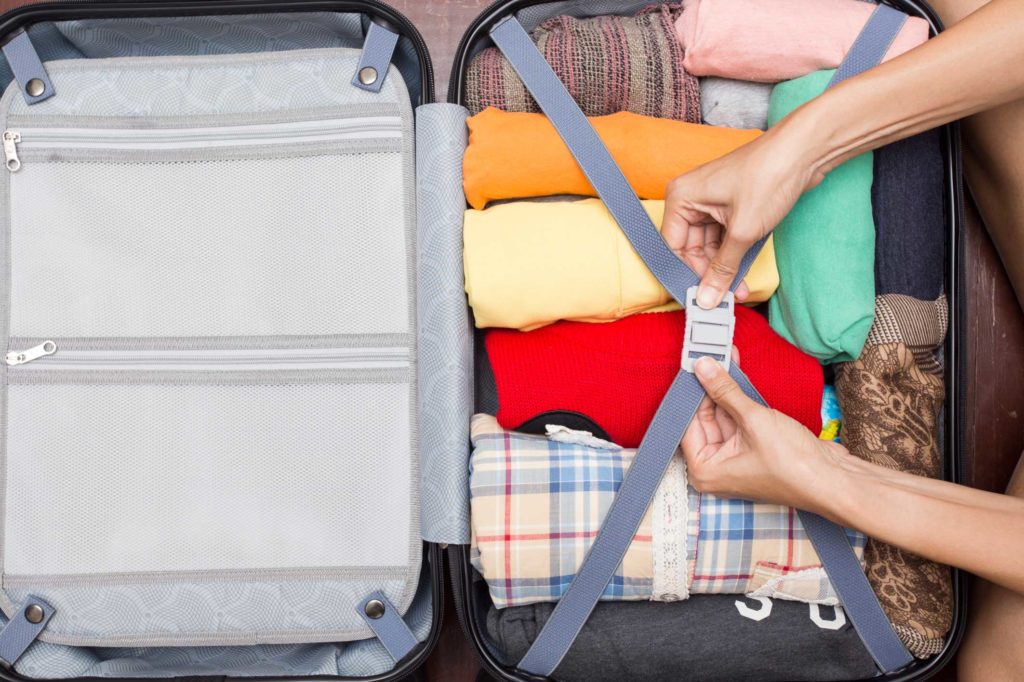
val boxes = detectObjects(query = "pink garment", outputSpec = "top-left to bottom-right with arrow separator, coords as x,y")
676,0 -> 930,82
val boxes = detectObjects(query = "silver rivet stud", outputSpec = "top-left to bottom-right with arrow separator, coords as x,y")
358,67 -> 378,86
24,604 -> 44,624
25,79 -> 45,98
364,599 -> 385,620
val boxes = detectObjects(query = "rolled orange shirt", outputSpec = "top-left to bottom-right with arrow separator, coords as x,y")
463,108 -> 762,210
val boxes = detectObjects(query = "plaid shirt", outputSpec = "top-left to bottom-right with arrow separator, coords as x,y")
470,415 -> 866,609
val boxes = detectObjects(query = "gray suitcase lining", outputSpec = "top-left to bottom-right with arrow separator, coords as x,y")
0,45 -> 422,654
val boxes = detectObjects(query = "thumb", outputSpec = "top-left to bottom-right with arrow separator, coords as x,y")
696,228 -> 753,310
693,357 -> 759,424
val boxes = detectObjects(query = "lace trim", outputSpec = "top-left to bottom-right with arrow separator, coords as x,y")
893,624 -> 945,658
651,452 -> 689,601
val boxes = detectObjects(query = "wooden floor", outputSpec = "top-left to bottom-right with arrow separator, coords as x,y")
2,1 -> 1022,680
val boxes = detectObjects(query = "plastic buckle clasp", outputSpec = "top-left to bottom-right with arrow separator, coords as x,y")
682,286 -> 735,373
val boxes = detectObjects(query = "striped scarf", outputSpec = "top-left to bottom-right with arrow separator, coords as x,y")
465,4 -> 701,122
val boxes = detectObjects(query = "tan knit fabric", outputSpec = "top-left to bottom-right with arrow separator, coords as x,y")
465,4 -> 701,122
865,294 -> 948,374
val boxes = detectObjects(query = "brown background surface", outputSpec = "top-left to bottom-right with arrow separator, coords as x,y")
3,1 -> 1022,679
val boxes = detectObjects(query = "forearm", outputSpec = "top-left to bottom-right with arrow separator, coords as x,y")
775,0 -> 1024,177
810,451 -> 1024,594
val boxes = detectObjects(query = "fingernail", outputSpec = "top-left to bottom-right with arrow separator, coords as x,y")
695,356 -> 719,378
696,286 -> 720,310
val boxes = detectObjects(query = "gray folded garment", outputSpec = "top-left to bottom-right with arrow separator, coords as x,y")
701,77 -> 773,130
516,1 -> 656,32
488,597 -> 877,682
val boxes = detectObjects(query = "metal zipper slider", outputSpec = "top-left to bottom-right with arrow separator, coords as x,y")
6,341 -> 56,366
3,131 -> 21,172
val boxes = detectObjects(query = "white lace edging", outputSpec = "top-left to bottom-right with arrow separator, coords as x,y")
651,452 -> 689,601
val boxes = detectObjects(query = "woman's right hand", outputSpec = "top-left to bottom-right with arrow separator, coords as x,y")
663,109 -> 830,310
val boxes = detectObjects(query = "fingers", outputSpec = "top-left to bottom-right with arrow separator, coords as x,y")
696,231 -> 752,309
734,280 -> 750,303
680,396 -> 711,456
693,357 -> 760,424
680,223 -> 710,276
695,395 -> 725,446
703,224 -> 721,260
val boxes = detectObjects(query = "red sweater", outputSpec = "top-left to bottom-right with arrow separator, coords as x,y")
485,307 -> 824,448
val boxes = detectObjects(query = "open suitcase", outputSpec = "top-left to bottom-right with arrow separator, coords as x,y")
0,0 -> 965,680
444,1 -> 967,681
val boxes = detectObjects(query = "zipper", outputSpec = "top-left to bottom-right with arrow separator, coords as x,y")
5,340 -> 56,365
5,341 -> 409,370
3,129 -> 21,171
3,116 -> 402,171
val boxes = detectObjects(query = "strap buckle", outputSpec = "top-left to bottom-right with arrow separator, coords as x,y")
682,286 -> 735,372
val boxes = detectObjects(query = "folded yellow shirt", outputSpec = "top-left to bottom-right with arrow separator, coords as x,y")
465,198 -> 779,330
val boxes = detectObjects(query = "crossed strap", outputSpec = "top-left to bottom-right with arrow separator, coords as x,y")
488,6 -> 914,677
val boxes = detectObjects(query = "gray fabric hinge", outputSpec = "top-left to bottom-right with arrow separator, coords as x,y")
351,22 -> 399,94
0,596 -> 53,668
357,592 -> 418,663
1,31 -> 55,105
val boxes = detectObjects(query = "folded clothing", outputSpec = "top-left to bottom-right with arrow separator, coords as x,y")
464,198 -> 778,330
820,384 -> 842,443
866,293 -> 948,375
465,4 -> 701,122
836,294 -> 952,658
766,70 -> 875,363
701,77 -> 773,130
488,598 -> 878,682
469,414 -> 866,609
873,130 -> 946,300
676,0 -> 929,82
485,308 -> 824,448
463,109 -> 761,209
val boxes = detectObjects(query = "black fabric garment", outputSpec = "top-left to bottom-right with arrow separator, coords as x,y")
488,597 -> 877,682
872,130 -> 946,300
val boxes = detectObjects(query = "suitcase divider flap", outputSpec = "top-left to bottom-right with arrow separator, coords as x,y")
415,102 -> 474,547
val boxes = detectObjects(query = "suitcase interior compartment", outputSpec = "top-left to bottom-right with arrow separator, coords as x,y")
0,2 -> 442,680
447,1 -> 968,680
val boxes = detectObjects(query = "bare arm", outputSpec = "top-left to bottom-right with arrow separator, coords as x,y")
682,357 -> 1024,595
666,0 -> 1024,309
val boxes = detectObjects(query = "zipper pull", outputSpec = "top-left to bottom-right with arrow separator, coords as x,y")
3,130 -> 21,172
6,340 -> 56,366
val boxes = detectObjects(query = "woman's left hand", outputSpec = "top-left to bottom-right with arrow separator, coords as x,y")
682,356 -> 848,513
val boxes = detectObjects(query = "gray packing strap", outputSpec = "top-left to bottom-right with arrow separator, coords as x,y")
356,592 -> 418,663
0,596 -> 53,668
351,22 -> 399,94
1,31 -> 55,105
490,11 -> 914,677
725,361 -> 915,672
828,4 -> 909,88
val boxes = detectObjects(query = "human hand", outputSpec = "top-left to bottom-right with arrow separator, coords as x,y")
662,116 -> 828,310
681,356 -> 849,513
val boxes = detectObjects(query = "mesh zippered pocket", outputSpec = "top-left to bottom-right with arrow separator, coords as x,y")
4,109 -> 414,340
2,350 -> 420,646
